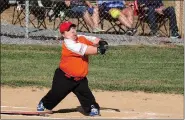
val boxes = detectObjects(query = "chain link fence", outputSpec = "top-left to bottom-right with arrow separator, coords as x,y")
1,0 -> 184,45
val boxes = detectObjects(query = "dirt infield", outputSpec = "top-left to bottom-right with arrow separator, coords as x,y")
1,87 -> 183,119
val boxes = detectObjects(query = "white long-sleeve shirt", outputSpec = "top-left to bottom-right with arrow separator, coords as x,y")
63,35 -> 97,56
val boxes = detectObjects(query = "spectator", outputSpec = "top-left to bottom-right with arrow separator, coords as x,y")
97,0 -> 137,35
65,0 -> 104,33
137,0 -> 181,38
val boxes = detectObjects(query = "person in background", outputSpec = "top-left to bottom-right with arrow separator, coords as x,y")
137,0 -> 181,38
65,0 -> 104,33
97,0 -> 137,35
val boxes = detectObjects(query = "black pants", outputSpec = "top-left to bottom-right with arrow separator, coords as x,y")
40,68 -> 100,113
147,6 -> 178,33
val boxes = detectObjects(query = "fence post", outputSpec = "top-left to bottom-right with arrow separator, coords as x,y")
175,0 -> 183,37
25,0 -> 29,38
184,0 -> 185,39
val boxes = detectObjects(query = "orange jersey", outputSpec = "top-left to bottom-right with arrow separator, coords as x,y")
59,35 -> 96,77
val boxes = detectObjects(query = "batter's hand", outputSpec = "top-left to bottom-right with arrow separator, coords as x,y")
97,40 -> 108,55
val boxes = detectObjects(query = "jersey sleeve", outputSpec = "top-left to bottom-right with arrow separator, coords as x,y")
78,35 -> 97,44
64,39 -> 87,56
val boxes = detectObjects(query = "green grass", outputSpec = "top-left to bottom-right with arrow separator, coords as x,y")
1,44 -> 184,94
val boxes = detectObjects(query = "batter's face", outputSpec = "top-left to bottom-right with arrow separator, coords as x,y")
63,27 -> 77,40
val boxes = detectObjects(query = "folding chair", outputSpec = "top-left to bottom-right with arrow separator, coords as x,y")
29,6 -> 47,29
12,2 -> 47,29
65,9 -> 91,32
99,4 -> 126,34
53,8 -> 91,32
12,4 -> 28,27
50,1 -> 90,32
99,11 -> 126,34
134,0 -> 169,37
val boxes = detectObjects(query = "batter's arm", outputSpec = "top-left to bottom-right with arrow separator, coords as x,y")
64,39 -> 98,55
77,35 -> 100,45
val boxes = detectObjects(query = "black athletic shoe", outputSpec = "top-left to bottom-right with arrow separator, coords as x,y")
126,28 -> 137,36
170,32 -> 181,39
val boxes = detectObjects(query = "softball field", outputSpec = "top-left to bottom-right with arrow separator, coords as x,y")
1,86 -> 183,119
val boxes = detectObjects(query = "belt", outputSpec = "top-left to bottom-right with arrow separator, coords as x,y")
64,73 -> 84,81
